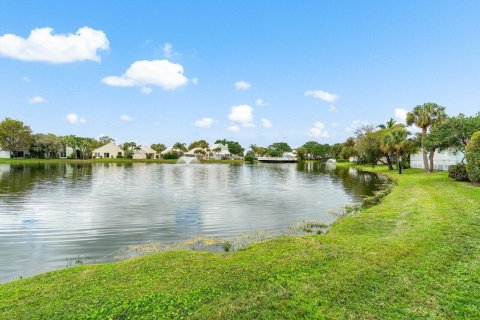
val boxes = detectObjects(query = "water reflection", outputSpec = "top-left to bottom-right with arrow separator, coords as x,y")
0,162 -> 386,282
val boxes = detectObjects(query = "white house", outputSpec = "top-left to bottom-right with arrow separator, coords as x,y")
92,142 -> 123,159
0,149 -> 10,158
210,143 -> 231,160
132,145 -> 158,159
410,149 -> 464,171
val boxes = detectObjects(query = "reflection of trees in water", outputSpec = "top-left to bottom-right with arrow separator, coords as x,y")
0,163 -> 93,194
296,162 -> 387,199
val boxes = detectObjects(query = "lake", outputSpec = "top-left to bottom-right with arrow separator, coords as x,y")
0,162 -> 387,282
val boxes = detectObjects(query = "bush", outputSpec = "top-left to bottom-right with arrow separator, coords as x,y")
466,131 -> 480,183
448,163 -> 469,181
162,152 -> 178,160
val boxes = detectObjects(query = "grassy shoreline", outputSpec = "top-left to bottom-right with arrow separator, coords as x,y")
1,165 -> 479,319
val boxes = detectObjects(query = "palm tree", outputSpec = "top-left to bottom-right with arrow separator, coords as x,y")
406,102 -> 446,172
383,128 -> 414,174
377,118 -> 396,130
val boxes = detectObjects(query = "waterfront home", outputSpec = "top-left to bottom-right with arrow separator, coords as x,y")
160,146 -> 184,156
92,143 -> 123,159
258,152 -> 297,163
0,149 -> 29,158
210,143 -> 231,160
410,149 -> 464,171
132,145 -> 158,159
185,147 -> 208,159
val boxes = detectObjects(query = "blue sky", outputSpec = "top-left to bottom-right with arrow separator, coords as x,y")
0,1 -> 479,148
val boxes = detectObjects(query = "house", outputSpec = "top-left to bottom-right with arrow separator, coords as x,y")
210,143 -> 231,160
92,142 -> 123,159
0,149 -> 29,158
185,147 -> 208,159
132,146 -> 158,159
410,149 -> 464,171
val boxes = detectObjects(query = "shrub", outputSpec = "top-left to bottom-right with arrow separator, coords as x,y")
466,131 -> 480,182
162,152 -> 178,160
448,163 -> 469,181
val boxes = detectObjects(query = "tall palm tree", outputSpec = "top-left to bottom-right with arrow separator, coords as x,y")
406,102 -> 446,172
383,127 -> 413,174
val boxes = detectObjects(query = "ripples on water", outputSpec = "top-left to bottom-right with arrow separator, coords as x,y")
0,162 -> 387,282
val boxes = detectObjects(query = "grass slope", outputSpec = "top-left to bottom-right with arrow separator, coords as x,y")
0,166 -> 479,319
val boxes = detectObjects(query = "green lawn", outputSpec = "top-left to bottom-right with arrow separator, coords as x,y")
1,166 -> 479,319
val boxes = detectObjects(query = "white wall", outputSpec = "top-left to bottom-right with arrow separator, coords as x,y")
410,150 -> 464,171
0,150 -> 11,159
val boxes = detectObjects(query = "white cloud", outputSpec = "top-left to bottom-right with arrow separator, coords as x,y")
163,43 -> 173,58
194,117 -> 214,128
141,87 -> 152,94
256,98 -> 268,107
309,121 -> 330,138
191,77 -> 199,85
120,114 -> 134,122
395,108 -> 408,123
261,118 -> 272,128
228,105 -> 254,127
66,113 -> 86,124
346,120 -> 369,132
102,59 -> 188,91
0,27 -> 109,63
28,96 -> 47,104
227,125 -> 240,133
305,90 -> 338,103
234,81 -> 251,90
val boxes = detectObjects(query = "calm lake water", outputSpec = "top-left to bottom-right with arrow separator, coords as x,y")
0,162 -> 387,282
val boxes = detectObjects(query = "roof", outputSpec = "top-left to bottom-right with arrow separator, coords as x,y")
140,145 -> 157,154
92,142 -> 122,154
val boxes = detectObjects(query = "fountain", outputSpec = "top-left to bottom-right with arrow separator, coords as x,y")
176,156 -> 200,164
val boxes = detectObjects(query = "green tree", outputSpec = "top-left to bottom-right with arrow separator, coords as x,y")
0,118 -> 33,157
173,142 -> 187,152
295,147 -> 306,161
427,113 -> 480,162
120,142 -> 138,159
465,131 -> 480,182
354,128 -> 383,167
29,133 -> 62,159
383,127 -> 417,174
268,142 -> 292,153
339,137 -> 356,160
406,102 -> 447,172
188,140 -> 209,150
377,118 -> 397,130
151,143 -> 166,153
215,139 -> 244,156
98,136 -> 115,145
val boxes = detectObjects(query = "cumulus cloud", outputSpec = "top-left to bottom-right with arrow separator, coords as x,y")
28,96 -> 47,104
395,108 -> 408,123
305,90 -> 338,103
309,121 -> 330,138
228,105 -> 254,127
194,117 -> 214,128
120,114 -> 134,122
227,125 -> 240,133
234,81 -> 251,90
256,98 -> 268,107
66,113 -> 86,124
261,118 -> 272,128
0,27 -> 109,63
102,59 -> 188,92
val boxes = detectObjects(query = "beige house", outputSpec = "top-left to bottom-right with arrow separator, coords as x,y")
132,146 -> 158,159
92,143 -> 123,158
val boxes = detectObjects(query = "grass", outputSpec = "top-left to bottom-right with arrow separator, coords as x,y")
0,158 -> 245,165
1,165 -> 479,319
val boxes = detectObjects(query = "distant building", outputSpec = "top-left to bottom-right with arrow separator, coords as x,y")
210,143 -> 231,160
410,149 -> 464,171
0,149 -> 29,158
92,143 -> 123,159
132,146 -> 158,159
